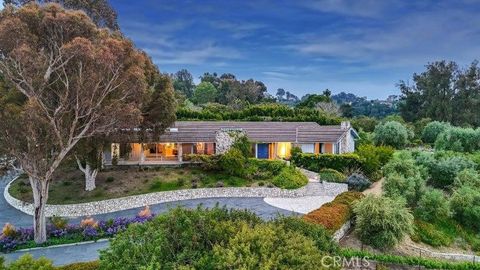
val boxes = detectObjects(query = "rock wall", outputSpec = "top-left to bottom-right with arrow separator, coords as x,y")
215,129 -> 246,154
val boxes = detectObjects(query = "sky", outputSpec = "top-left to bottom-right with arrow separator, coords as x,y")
3,1 -> 480,99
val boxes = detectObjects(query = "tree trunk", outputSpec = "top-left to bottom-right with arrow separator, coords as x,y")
29,176 -> 49,244
76,157 -> 97,191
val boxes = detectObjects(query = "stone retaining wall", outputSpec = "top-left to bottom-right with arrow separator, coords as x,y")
4,177 -> 347,217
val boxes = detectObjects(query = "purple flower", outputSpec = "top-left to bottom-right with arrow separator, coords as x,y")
82,226 -> 98,238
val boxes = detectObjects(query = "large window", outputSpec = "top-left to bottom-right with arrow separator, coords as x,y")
276,142 -> 291,158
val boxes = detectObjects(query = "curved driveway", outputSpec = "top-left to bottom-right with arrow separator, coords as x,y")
0,171 -> 299,266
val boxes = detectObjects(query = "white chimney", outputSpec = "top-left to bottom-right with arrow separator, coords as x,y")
341,121 -> 351,130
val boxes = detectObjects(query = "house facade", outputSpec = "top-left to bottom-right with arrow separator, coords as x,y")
103,121 -> 358,165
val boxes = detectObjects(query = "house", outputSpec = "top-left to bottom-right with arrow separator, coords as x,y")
103,121 -> 358,165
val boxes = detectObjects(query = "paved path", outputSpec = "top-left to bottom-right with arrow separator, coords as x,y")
0,171 -> 300,266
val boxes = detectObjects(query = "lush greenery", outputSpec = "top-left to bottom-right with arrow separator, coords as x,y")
303,191 -> 364,233
435,126 -> 480,153
318,168 -> 346,182
399,60 -> 480,127
272,166 -> 309,189
177,102 -> 342,125
354,195 -> 414,249
380,149 -> 480,251
291,153 -> 362,174
421,121 -> 451,145
341,249 -> 480,270
345,173 -> 371,192
99,207 -> 335,270
373,121 -> 411,149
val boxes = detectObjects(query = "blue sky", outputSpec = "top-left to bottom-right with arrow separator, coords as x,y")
3,1 -> 480,99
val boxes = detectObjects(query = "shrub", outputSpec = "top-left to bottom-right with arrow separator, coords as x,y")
318,168 -> 345,182
428,156 -> 476,188
304,191 -> 364,232
415,189 -> 450,222
219,148 -> 247,177
290,145 -> 302,159
188,154 -> 221,171
383,155 -> 425,179
450,185 -> 480,230
292,153 -> 362,173
346,173 -> 371,191
351,116 -> 378,133
435,127 -> 480,153
105,176 -> 115,183
209,223 -> 325,270
271,166 -> 308,189
354,195 -> 414,249
99,207 -> 262,270
383,173 -> 426,207
57,261 -> 100,270
453,168 -> 480,189
4,254 -> 54,270
248,158 -> 286,176
356,144 -> 394,179
49,216 -> 68,230
273,216 -> 338,253
373,121 -> 411,149
413,220 -> 454,248
231,134 -> 252,158
421,121 -> 451,145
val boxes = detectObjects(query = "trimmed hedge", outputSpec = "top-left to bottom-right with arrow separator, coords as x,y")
303,191 -> 364,232
318,168 -> 346,183
292,153 -> 362,173
272,166 -> 308,189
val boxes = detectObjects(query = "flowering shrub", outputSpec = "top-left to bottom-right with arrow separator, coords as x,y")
0,215 -> 154,253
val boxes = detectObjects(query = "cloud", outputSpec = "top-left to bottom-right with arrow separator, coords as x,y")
209,20 -> 267,39
301,0 -> 402,18
145,44 -> 242,65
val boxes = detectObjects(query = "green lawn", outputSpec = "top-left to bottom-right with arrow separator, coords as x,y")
9,166 -> 271,204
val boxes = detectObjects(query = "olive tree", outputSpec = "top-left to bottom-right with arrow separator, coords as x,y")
373,121 -> 411,149
0,3 -> 148,243
354,195 -> 414,249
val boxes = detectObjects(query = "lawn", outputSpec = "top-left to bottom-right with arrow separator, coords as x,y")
9,166 -> 271,204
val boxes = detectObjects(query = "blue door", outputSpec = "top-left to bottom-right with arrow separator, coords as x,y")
257,143 -> 269,159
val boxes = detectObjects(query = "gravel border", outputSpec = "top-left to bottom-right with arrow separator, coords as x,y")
4,177 -> 347,217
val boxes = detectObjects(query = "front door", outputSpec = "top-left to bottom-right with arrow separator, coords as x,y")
257,143 -> 270,159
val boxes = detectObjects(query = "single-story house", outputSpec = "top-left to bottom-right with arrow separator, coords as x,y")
103,121 -> 358,165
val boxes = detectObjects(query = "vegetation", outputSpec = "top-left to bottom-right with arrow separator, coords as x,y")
99,207 -> 333,270
421,121 -> 451,144
303,191 -> 364,232
354,195 -> 414,249
271,166 -> 308,189
318,168 -> 346,182
291,153 -> 362,173
9,167 -> 265,204
373,121 -> 411,149
345,173 -> 371,192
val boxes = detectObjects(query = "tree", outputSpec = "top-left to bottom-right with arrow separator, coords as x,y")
399,61 -> 480,127
276,88 -> 285,101
172,69 -> 195,98
421,121 -> 451,145
3,0 -> 119,30
373,121 -> 410,149
354,195 -> 414,249
297,94 -> 330,109
74,137 -> 105,191
315,101 -> 341,116
193,81 -> 218,104
0,3 -> 148,243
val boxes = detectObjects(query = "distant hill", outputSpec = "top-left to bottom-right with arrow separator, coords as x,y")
332,92 -> 399,118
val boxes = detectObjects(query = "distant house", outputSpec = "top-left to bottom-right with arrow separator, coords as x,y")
103,121 -> 358,165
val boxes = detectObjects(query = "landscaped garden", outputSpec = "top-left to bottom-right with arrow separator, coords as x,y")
9,144 -> 307,204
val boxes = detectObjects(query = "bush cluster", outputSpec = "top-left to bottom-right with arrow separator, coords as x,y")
99,207 -> 334,270
272,166 -> 308,189
355,144 -> 394,179
345,173 -> 371,191
303,191 -> 364,232
373,121 -> 411,149
435,127 -> 480,153
292,153 -> 362,173
354,195 -> 414,249
318,168 -> 346,182
421,121 -> 451,145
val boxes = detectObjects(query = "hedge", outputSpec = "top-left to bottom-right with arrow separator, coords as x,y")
303,191 -> 364,232
57,261 -> 99,270
292,153 -> 362,173
272,166 -> 308,189
318,168 -> 346,183
340,249 -> 480,270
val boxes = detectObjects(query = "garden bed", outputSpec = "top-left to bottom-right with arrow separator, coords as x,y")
8,166 -> 270,204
